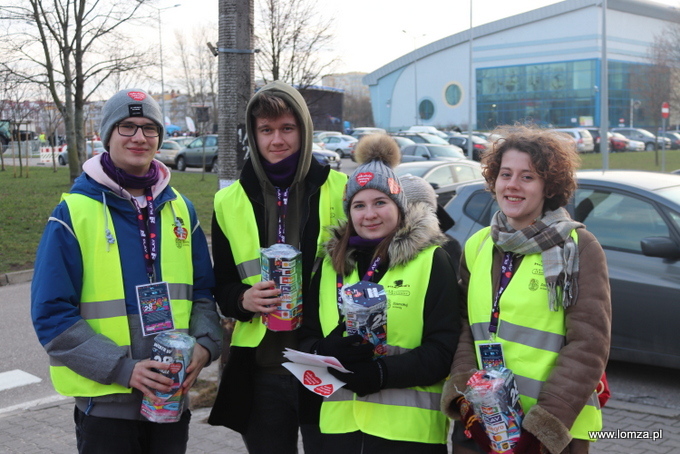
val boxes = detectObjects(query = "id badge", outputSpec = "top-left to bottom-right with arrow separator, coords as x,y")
136,281 -> 175,336
478,342 -> 505,369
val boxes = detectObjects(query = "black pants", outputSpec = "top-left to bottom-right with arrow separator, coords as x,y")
74,406 -> 191,454
320,430 -> 448,454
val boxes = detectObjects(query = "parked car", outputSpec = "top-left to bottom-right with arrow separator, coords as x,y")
313,130 -> 341,149
444,170 -> 680,369
392,132 -> 450,145
166,136 -> 195,148
402,125 -> 449,139
400,143 -> 466,162
155,140 -> 183,168
659,131 -> 680,150
608,132 -> 629,152
57,141 -> 105,165
349,127 -> 386,139
611,127 -> 670,151
394,160 -> 483,206
446,133 -> 490,161
321,134 -> 357,158
625,136 -> 645,152
553,128 -> 595,153
390,135 -> 416,151
311,143 -> 341,170
175,134 -> 219,172
584,128 -> 605,152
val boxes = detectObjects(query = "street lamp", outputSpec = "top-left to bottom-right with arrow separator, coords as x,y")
141,2 -> 181,130
403,30 -> 426,126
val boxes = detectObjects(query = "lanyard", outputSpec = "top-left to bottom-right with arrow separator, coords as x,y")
130,188 -> 157,282
336,256 -> 381,311
489,252 -> 514,335
275,187 -> 290,243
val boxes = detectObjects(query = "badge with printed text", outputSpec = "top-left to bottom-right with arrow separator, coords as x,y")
478,342 -> 505,369
136,281 -> 175,336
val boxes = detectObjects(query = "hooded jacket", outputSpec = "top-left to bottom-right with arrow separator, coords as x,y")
31,154 -> 222,420
440,228 -> 611,454
209,81 -> 346,432
298,201 -> 461,430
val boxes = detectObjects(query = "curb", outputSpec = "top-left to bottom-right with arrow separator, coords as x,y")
0,269 -> 33,286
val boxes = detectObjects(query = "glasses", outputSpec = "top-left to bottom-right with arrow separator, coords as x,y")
116,123 -> 160,138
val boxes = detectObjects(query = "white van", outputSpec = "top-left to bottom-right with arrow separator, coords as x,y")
553,128 -> 595,153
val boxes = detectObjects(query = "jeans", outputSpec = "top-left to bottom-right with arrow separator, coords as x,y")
74,406 -> 191,454
242,372 -> 322,454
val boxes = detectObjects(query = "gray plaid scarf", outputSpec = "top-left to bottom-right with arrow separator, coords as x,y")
490,207 -> 584,311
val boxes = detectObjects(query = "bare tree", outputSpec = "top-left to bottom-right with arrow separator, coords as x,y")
630,35 -> 673,164
175,25 -> 219,134
0,0 -> 153,183
255,0 -> 336,88
343,94 -> 374,129
2,79 -> 42,178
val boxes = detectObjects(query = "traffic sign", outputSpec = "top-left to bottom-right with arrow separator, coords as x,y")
662,102 -> 670,119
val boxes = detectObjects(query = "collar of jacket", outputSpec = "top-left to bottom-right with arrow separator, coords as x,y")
325,201 -> 447,272
239,157 -> 331,200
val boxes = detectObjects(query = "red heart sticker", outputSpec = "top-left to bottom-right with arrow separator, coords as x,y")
169,362 -> 182,374
303,370 -> 322,386
314,384 -> 334,396
356,172 -> 374,186
127,91 -> 147,101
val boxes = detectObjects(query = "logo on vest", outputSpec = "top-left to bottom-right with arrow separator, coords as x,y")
528,278 -> 539,291
174,217 -> 188,247
387,280 -> 410,297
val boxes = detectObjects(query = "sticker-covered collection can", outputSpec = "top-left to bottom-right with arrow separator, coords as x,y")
260,243 -> 303,331
140,331 -> 196,423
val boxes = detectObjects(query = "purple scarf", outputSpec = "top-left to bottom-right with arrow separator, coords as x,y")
261,151 -> 300,188
101,151 -> 160,191
349,236 -> 384,249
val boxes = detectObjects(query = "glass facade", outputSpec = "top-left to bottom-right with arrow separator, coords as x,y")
475,59 -> 650,130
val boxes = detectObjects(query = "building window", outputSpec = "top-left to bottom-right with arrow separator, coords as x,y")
419,99 -> 435,120
444,83 -> 463,106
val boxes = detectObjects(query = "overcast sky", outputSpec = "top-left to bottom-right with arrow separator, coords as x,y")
153,0 -> 680,76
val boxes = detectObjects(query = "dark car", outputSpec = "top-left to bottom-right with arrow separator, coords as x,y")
394,160 -> 484,206
175,134 -> 218,172
659,131 -> 680,150
311,144 -> 341,170
443,170 -> 680,369
446,134 -> 490,161
400,143 -> 466,162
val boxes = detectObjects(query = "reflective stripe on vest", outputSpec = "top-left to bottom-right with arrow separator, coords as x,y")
214,171 -> 347,348
50,190 -> 194,397
317,246 -> 449,445
465,227 -> 602,440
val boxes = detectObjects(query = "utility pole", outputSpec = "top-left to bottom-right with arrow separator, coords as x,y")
216,0 -> 255,190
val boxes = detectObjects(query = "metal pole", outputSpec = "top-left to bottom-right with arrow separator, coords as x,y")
662,116 -> 666,172
600,0 -> 609,170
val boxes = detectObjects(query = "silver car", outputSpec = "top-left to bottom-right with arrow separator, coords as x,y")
444,170 -> 680,369
175,135 -> 219,172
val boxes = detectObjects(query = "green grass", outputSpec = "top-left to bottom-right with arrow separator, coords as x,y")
1,149 -> 679,275
0,165 -> 217,275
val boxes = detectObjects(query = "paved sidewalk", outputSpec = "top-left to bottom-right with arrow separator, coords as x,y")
1,396 -> 678,453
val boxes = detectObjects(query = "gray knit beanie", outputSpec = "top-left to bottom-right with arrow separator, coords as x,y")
399,174 -> 438,210
343,134 -> 406,216
100,88 -> 164,151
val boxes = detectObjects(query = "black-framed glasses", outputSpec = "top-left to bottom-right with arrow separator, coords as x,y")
116,122 -> 160,138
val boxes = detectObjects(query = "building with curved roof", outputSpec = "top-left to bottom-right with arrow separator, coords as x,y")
363,0 -> 680,132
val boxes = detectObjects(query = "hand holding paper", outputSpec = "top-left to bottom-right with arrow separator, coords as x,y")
282,348 -> 352,397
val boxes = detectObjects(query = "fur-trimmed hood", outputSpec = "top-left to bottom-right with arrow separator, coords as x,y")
324,200 -> 447,273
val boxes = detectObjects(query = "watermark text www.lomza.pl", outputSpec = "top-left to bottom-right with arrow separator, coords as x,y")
589,429 -> 663,441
